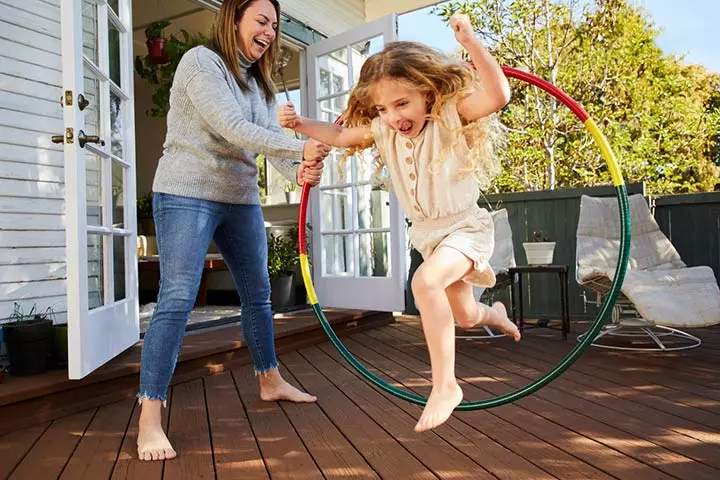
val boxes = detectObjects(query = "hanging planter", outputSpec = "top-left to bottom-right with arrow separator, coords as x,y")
147,38 -> 169,64
144,20 -> 171,64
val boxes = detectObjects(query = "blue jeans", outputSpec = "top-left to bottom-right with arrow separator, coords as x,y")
138,193 -> 277,404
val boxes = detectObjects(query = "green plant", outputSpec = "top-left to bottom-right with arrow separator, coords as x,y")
284,181 -> 296,193
135,22 -> 208,117
137,192 -> 153,219
532,231 -> 551,242
267,231 -> 298,279
145,20 -> 170,40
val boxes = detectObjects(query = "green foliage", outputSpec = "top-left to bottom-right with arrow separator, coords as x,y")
145,20 -> 170,40
257,155 -> 267,198
135,22 -> 208,117
267,229 -> 299,279
435,0 -> 720,194
137,192 -> 153,219
267,226 -> 311,279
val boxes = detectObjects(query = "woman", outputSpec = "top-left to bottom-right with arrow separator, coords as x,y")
137,0 -> 327,461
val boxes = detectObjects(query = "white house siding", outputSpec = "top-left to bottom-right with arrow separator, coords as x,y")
364,0 -> 441,21
0,0 -> 68,322
281,0 -> 365,38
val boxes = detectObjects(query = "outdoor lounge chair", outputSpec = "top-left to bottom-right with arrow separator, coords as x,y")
576,194 -> 720,350
459,208 -> 517,339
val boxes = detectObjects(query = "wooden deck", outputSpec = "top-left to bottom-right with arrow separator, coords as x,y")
2,317 -> 719,479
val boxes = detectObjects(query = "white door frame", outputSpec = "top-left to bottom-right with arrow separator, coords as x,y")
61,0 -> 138,379
305,14 -> 407,312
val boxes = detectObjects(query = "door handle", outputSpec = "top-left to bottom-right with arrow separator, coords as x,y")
78,130 -> 105,148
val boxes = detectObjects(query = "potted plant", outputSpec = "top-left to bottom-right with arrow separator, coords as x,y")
135,22 -> 207,117
2,303 -> 55,376
137,192 -> 154,235
284,182 -> 297,203
267,231 -> 299,310
144,20 -> 171,64
522,231 -> 556,265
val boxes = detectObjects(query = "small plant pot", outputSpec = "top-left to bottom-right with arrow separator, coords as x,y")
270,274 -> 295,311
285,191 -> 298,204
146,38 -> 169,64
522,241 -> 556,265
3,319 -> 54,376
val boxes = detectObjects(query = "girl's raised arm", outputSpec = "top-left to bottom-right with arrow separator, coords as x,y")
450,14 -> 511,121
279,102 -> 372,149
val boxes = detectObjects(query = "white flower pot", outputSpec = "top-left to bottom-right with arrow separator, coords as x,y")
522,241 -> 556,265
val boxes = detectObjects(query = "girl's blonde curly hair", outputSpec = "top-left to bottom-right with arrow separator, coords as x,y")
340,41 -> 503,189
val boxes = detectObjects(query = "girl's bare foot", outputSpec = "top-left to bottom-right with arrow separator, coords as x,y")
482,302 -> 521,341
414,383 -> 463,432
137,400 -> 176,461
259,367 -> 317,403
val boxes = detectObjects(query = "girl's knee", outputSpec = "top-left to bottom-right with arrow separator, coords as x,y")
411,266 -> 441,298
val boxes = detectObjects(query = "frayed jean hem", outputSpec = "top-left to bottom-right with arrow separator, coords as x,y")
137,392 -> 168,408
253,361 -> 279,377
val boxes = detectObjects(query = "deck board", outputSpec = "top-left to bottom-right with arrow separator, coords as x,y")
384,323 -> 714,480
233,365 -> 324,480
59,400 -> 135,480
163,379 -> 215,480
1,317 -> 718,479
204,372 -> 269,480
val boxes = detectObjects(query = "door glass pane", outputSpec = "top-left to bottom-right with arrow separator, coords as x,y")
108,19 -> 121,86
322,234 -> 353,275
112,159 -> 124,228
321,151 -> 352,186
359,232 -> 390,277
357,187 -> 390,229
110,90 -> 124,158
321,188 -> 352,232
317,47 -> 349,97
83,66 -> 101,134
108,0 -> 119,15
86,152 -> 103,227
88,234 -> 104,309
352,36 -> 383,84
82,0 -> 98,65
113,236 -> 126,301
319,99 -> 341,124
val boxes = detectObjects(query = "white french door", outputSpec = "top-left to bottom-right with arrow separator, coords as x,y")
305,14 -> 407,312
60,0 -> 138,379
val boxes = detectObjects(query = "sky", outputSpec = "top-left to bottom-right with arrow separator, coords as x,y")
398,1 -> 720,73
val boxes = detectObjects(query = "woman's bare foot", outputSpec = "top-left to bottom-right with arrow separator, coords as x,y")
482,302 -> 521,341
414,383 -> 463,432
137,399 -> 176,461
259,367 -> 317,403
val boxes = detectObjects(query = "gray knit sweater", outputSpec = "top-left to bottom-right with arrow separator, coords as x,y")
152,45 -> 305,204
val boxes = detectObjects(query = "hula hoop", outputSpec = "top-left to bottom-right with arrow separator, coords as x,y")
296,66 -> 631,410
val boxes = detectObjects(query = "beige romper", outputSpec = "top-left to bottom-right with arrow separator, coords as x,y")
371,99 -> 496,287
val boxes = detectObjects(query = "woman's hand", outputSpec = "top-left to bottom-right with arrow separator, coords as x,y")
450,13 -> 475,46
303,138 -> 331,162
279,102 -> 301,129
297,159 -> 324,186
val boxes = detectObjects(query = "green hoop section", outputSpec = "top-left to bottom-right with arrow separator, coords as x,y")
297,66 -> 631,410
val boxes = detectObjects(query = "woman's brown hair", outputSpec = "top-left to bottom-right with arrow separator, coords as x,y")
208,0 -> 280,102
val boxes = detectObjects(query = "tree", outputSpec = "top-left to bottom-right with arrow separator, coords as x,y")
436,0 -> 720,193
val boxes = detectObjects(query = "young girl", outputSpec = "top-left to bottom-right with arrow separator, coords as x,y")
279,14 -> 520,433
